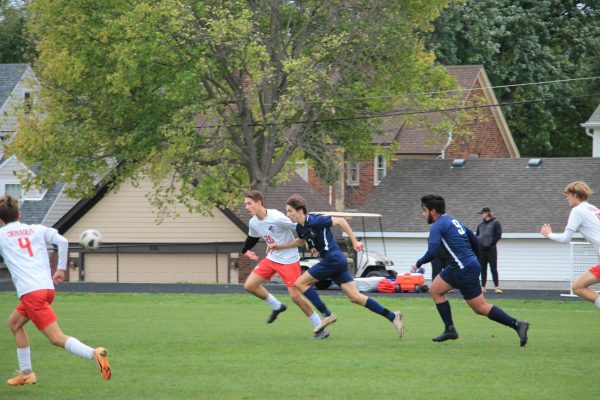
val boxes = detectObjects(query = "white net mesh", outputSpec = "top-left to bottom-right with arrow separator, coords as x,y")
568,242 -> 600,295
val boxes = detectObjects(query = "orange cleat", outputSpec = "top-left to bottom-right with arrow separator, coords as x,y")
94,348 -> 111,381
7,371 -> 37,386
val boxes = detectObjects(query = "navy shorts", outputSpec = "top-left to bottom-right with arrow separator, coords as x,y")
308,250 -> 354,286
439,265 -> 482,300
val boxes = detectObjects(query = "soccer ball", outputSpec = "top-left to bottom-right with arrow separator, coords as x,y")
79,229 -> 102,250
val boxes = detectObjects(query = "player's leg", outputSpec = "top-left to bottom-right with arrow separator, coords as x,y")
489,247 -> 502,293
244,261 -> 286,322
339,281 -> 404,337
6,310 -> 36,386
572,267 -> 600,305
465,293 -> 528,346
430,271 -> 459,342
295,267 -> 335,332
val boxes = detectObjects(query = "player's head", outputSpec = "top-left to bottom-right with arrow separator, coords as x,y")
244,190 -> 264,216
286,194 -> 308,223
563,181 -> 592,203
0,195 -> 20,224
420,194 -> 445,224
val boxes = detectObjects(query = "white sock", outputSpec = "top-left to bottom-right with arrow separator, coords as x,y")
309,312 -> 321,328
594,297 -> 600,308
265,294 -> 282,310
64,337 -> 94,360
17,347 -> 32,373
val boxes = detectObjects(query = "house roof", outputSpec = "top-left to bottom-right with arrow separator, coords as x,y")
0,64 -> 28,110
376,65 -> 519,158
582,104 -> 600,128
20,183 -> 65,225
354,157 -> 600,234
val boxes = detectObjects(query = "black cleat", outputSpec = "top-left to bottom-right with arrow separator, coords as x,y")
516,320 -> 529,347
313,328 -> 330,340
267,303 -> 287,323
432,326 -> 459,342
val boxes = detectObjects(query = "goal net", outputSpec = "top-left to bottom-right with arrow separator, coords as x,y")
564,242 -> 600,297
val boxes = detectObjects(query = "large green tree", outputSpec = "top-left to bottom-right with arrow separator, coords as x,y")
13,0 -> 460,212
427,0 -> 600,157
0,0 -> 34,63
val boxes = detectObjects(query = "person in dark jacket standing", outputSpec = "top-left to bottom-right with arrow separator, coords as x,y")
476,207 -> 503,294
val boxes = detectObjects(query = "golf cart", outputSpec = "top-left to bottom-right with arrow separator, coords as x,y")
299,212 -> 398,290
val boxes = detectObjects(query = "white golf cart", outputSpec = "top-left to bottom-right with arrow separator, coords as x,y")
299,212 -> 397,290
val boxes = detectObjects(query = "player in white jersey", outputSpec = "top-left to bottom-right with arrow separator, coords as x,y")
541,181 -> 600,307
0,195 -> 111,386
241,190 -> 329,339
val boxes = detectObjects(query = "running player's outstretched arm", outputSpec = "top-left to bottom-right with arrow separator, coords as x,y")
241,236 -> 260,260
415,225 -> 442,267
540,224 -> 575,243
332,217 -> 364,252
44,227 -> 68,284
267,238 -> 305,252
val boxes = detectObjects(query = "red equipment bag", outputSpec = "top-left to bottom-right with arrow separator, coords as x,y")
377,279 -> 399,293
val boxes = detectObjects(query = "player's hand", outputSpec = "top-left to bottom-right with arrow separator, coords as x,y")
310,247 -> 319,255
410,265 -> 417,273
52,270 -> 65,284
353,241 -> 364,253
540,224 -> 552,237
244,250 -> 259,260
266,244 -> 281,254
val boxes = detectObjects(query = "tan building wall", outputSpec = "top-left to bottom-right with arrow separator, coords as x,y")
63,180 -> 246,244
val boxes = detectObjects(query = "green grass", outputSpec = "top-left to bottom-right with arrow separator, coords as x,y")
0,291 -> 599,400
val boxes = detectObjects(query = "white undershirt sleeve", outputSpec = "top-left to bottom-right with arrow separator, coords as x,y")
547,228 -> 576,244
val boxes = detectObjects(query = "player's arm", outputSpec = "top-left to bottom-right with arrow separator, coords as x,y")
467,228 -> 481,258
415,225 -> 442,268
241,236 -> 260,260
540,224 -> 576,243
332,217 -> 364,252
44,227 -> 68,284
493,221 -> 502,244
268,238 -> 306,252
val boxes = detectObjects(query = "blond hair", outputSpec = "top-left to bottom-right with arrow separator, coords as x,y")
563,181 -> 593,201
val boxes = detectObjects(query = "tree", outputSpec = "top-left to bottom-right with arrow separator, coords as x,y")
0,0 -> 34,63
13,0 -> 460,213
427,0 -> 600,157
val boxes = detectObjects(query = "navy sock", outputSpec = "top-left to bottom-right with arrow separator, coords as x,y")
303,287 -> 331,317
364,298 -> 395,322
487,305 -> 518,329
436,301 -> 454,330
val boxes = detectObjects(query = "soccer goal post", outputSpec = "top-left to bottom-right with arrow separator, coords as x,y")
563,242 -> 600,297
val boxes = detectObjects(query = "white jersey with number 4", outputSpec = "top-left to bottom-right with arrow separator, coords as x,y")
0,221 -> 68,298
567,202 -> 600,257
248,209 -> 299,265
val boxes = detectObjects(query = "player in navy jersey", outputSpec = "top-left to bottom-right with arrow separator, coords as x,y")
413,194 -> 529,346
268,194 -> 405,337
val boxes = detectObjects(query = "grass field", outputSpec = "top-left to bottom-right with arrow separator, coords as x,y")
0,291 -> 599,400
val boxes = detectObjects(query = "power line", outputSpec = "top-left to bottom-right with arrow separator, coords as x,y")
197,92 -> 600,129
309,75 -> 600,105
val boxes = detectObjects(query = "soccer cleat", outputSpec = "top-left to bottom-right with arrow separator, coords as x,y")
94,347 -> 111,381
313,313 -> 337,333
481,287 -> 488,293
6,371 -> 37,386
267,303 -> 287,324
392,311 -> 404,338
516,320 -> 529,347
432,326 -> 459,342
313,328 -> 330,340
494,287 -> 503,294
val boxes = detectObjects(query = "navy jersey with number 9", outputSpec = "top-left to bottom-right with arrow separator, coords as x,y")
416,214 -> 481,270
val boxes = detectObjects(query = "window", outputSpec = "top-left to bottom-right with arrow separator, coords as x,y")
346,162 -> 359,186
374,155 -> 386,185
24,92 -> 32,113
4,183 -> 22,200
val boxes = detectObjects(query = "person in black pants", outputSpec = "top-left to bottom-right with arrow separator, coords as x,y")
476,207 -> 503,294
